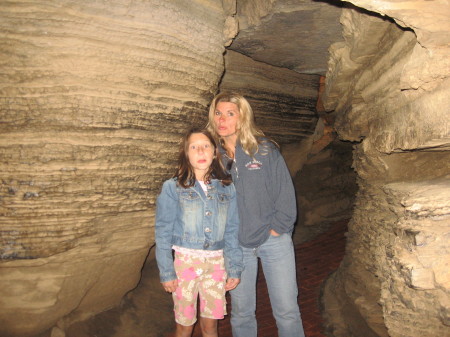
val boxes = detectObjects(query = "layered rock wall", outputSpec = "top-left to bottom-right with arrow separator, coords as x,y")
231,0 -> 344,74
0,1 -> 234,336
293,138 -> 357,230
322,3 -> 450,337
220,50 -> 320,144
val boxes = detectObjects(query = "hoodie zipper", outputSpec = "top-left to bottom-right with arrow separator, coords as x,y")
225,152 -> 239,180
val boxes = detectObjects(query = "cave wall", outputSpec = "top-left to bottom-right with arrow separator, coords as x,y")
0,1 -> 236,336
293,138 -> 357,230
1,1 -> 448,336
220,50 -> 320,144
322,3 -> 450,337
230,0 -> 344,75
219,51 -> 359,239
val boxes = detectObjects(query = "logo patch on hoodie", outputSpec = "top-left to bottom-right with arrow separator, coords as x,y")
245,160 -> 262,170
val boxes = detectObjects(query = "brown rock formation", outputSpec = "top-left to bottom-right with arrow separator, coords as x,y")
294,139 -> 357,229
322,3 -> 450,337
230,0 -> 344,74
220,50 -> 320,144
1,0 -> 448,337
0,1 -> 234,336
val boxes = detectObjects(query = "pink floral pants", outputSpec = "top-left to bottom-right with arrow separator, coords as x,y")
172,251 -> 227,326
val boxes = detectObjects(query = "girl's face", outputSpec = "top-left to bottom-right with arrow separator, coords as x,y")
187,133 -> 215,181
213,102 -> 240,141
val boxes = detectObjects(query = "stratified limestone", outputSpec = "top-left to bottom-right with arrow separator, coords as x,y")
220,49 -> 355,240
0,1 -> 232,336
322,2 -> 450,337
294,139 -> 357,229
323,5 -> 449,152
230,0 -> 344,75
220,50 -> 320,144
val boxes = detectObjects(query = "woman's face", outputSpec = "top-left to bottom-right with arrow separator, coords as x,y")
187,132 -> 215,180
213,102 -> 240,140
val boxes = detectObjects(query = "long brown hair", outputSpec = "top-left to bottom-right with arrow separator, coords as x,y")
174,127 -> 232,188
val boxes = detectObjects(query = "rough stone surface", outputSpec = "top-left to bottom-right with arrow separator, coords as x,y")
281,110 -> 358,233
220,50 -> 320,144
1,0 -> 449,336
323,5 -> 449,152
322,2 -> 450,337
0,1 -> 231,336
293,139 -> 357,229
63,249 -> 175,337
230,0 -> 345,75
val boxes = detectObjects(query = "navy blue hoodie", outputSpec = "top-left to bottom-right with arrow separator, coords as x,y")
220,138 -> 297,248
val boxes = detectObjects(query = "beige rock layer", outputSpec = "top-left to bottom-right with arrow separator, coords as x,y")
322,2 -> 450,337
221,50 -> 320,144
231,0 -> 344,75
0,1 -> 231,336
323,5 -> 449,152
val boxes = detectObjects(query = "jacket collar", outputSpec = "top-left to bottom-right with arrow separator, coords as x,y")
191,179 -> 218,198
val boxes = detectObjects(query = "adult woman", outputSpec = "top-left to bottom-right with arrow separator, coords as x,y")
206,92 -> 305,337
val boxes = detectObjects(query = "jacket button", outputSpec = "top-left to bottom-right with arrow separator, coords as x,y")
207,195 -> 213,200
204,243 -> 209,248
205,211 -> 212,216
205,228 -> 211,233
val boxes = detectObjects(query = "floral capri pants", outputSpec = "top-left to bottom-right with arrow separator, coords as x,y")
172,250 -> 227,326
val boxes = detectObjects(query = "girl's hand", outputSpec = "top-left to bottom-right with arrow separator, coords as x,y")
161,279 -> 178,293
225,278 -> 240,291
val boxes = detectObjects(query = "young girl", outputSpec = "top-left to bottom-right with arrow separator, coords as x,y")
155,128 -> 243,337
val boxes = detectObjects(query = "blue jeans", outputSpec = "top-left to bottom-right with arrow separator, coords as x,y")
230,233 -> 305,337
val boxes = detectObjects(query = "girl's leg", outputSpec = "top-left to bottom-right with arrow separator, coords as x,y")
197,255 -> 225,336
197,255 -> 224,337
173,252 -> 200,331
175,323 -> 194,337
199,317 -> 218,337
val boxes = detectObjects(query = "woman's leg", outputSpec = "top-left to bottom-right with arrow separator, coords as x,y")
175,323 -> 194,337
230,246 -> 258,337
258,234 -> 305,337
199,317 -> 218,337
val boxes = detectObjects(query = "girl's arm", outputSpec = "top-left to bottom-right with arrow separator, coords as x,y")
162,279 -> 178,293
223,184 -> 244,280
155,179 -> 178,283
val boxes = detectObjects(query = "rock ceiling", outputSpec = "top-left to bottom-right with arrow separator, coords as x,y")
229,0 -> 345,75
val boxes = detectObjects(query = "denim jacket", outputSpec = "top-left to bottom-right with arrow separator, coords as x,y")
155,178 -> 243,282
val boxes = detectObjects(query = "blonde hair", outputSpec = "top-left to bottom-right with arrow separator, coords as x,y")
206,92 -> 266,157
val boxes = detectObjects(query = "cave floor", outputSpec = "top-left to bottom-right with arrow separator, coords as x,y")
63,219 -> 347,337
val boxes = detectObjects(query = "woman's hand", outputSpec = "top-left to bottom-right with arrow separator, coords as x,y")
161,279 -> 178,293
225,278 -> 240,291
270,229 -> 280,236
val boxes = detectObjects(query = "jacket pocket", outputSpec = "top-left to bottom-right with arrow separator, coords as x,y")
179,190 -> 202,236
216,192 -> 231,240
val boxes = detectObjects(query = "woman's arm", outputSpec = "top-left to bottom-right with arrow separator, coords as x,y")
269,148 -> 297,235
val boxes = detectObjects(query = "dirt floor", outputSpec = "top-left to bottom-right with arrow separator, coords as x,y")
35,223 -> 331,337
63,248 -> 175,337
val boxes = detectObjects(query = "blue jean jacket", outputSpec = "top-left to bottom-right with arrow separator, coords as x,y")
155,178 -> 243,282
